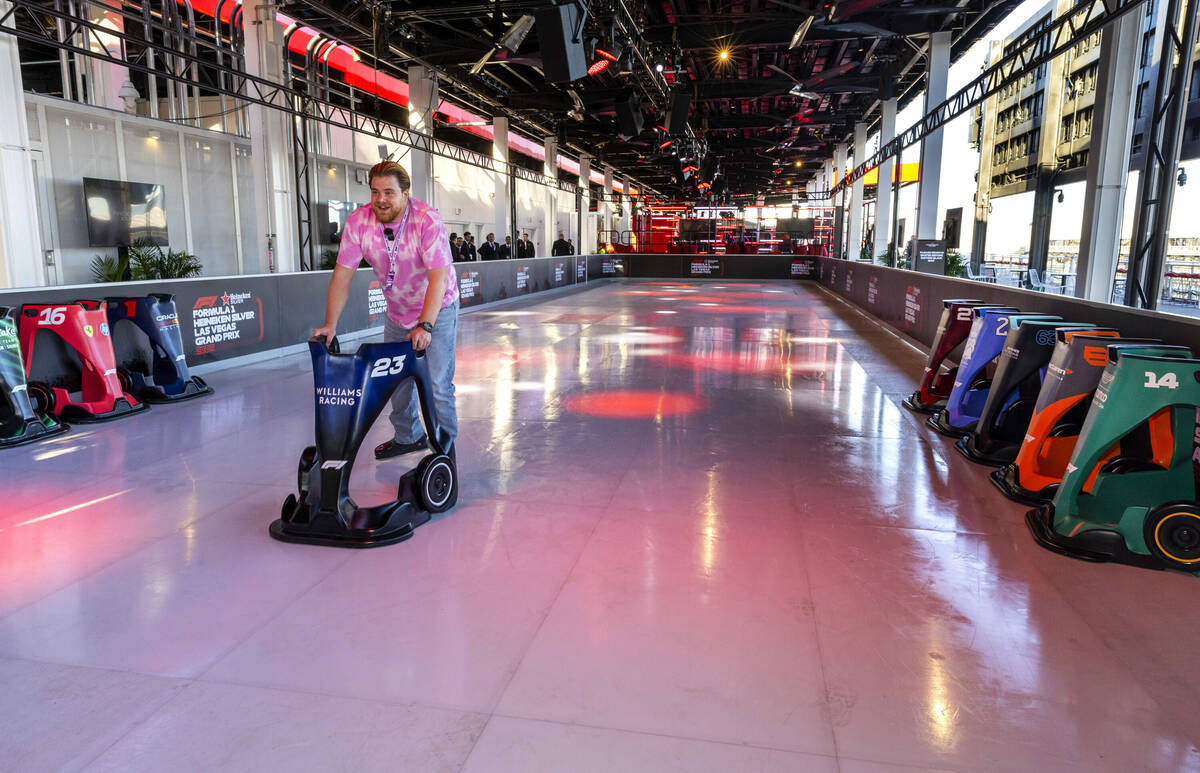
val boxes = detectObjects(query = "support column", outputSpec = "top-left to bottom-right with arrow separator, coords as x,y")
85,1 -> 130,112
822,159 -> 834,195
542,137 -> 557,256
406,66 -> 437,204
874,98 -> 897,263
1123,0 -> 1198,308
833,143 -> 847,258
621,177 -> 633,244
603,167 -> 614,245
917,31 -> 951,239
1029,2 -> 1072,280
243,2 -> 295,272
971,43 -> 1002,274
848,123 -> 867,260
1077,14 -> 1142,301
578,154 -> 591,252
492,116 -> 511,243
0,0 -> 44,288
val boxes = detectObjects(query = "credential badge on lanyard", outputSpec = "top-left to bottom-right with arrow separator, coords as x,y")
380,204 -> 410,291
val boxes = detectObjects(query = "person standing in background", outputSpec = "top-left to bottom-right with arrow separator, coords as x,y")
479,233 -> 499,261
517,233 -> 535,259
551,232 -> 570,257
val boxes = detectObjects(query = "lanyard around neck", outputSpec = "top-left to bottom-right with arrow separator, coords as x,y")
380,202 -> 410,290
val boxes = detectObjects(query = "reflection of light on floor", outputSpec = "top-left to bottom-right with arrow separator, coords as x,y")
543,348 -> 557,403
925,627 -> 959,752
510,382 -> 547,391
698,303 -> 719,307
498,322 -> 520,330
563,390 -> 706,418
15,489 -> 132,527
788,336 -> 839,343
655,310 -> 678,315
625,347 -> 675,357
701,468 -> 719,576
483,311 -> 541,316
32,445 -> 82,461
598,332 -> 683,344
453,384 -> 488,395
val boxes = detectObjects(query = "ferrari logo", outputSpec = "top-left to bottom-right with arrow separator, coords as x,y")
83,324 -> 94,337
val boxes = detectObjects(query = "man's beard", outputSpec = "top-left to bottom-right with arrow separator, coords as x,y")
373,197 -> 406,223
373,204 -> 399,223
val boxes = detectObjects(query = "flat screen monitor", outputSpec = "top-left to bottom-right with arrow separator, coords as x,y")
776,217 -> 814,239
83,177 -> 168,247
322,200 -> 363,243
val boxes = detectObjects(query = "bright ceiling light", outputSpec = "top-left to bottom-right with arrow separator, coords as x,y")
718,49 -> 730,61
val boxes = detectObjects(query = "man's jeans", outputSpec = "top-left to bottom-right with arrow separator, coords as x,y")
383,302 -> 458,449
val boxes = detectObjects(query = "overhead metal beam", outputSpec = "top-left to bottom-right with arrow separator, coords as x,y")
833,0 -> 1149,193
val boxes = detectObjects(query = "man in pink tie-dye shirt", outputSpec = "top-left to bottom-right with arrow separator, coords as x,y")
313,161 -> 459,460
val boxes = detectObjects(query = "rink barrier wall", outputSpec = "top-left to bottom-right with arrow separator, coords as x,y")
11,254 -> 1194,368
809,258 -> 1200,353
0,255 -> 591,366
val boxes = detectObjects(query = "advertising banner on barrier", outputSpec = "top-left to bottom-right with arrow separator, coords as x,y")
790,259 -> 816,277
189,289 -> 264,357
457,270 -> 484,308
690,258 -> 724,277
514,264 -> 533,295
551,261 -> 570,287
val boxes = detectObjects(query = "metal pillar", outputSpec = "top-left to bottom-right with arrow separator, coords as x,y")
542,136 -> 557,253
1123,0 -> 1199,308
291,99 -> 314,271
849,123 -> 866,260
1077,13 -> 1142,300
407,65 -> 437,204
1027,182 -> 1054,280
578,154 -> 591,251
603,167 -> 614,243
243,0 -> 294,272
833,143 -> 847,258
0,0 -> 43,287
874,97 -> 897,263
492,115 -> 510,242
917,31 -> 950,239
971,42 -> 1002,274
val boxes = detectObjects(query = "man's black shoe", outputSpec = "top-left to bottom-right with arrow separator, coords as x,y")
374,435 -> 427,459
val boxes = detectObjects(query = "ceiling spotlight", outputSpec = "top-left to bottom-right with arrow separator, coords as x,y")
656,62 -> 665,72
790,85 -> 820,100
595,43 -> 622,62
794,161 -> 802,167
588,58 -> 612,76
718,48 -> 730,61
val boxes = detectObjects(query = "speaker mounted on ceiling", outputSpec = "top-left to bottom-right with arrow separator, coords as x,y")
614,88 -> 644,139
536,3 -> 588,84
665,91 -> 691,135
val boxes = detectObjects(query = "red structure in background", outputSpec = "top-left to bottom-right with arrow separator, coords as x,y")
605,205 -> 833,256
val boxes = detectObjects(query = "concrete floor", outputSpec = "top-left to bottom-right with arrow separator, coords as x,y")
1,279 -> 1198,772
